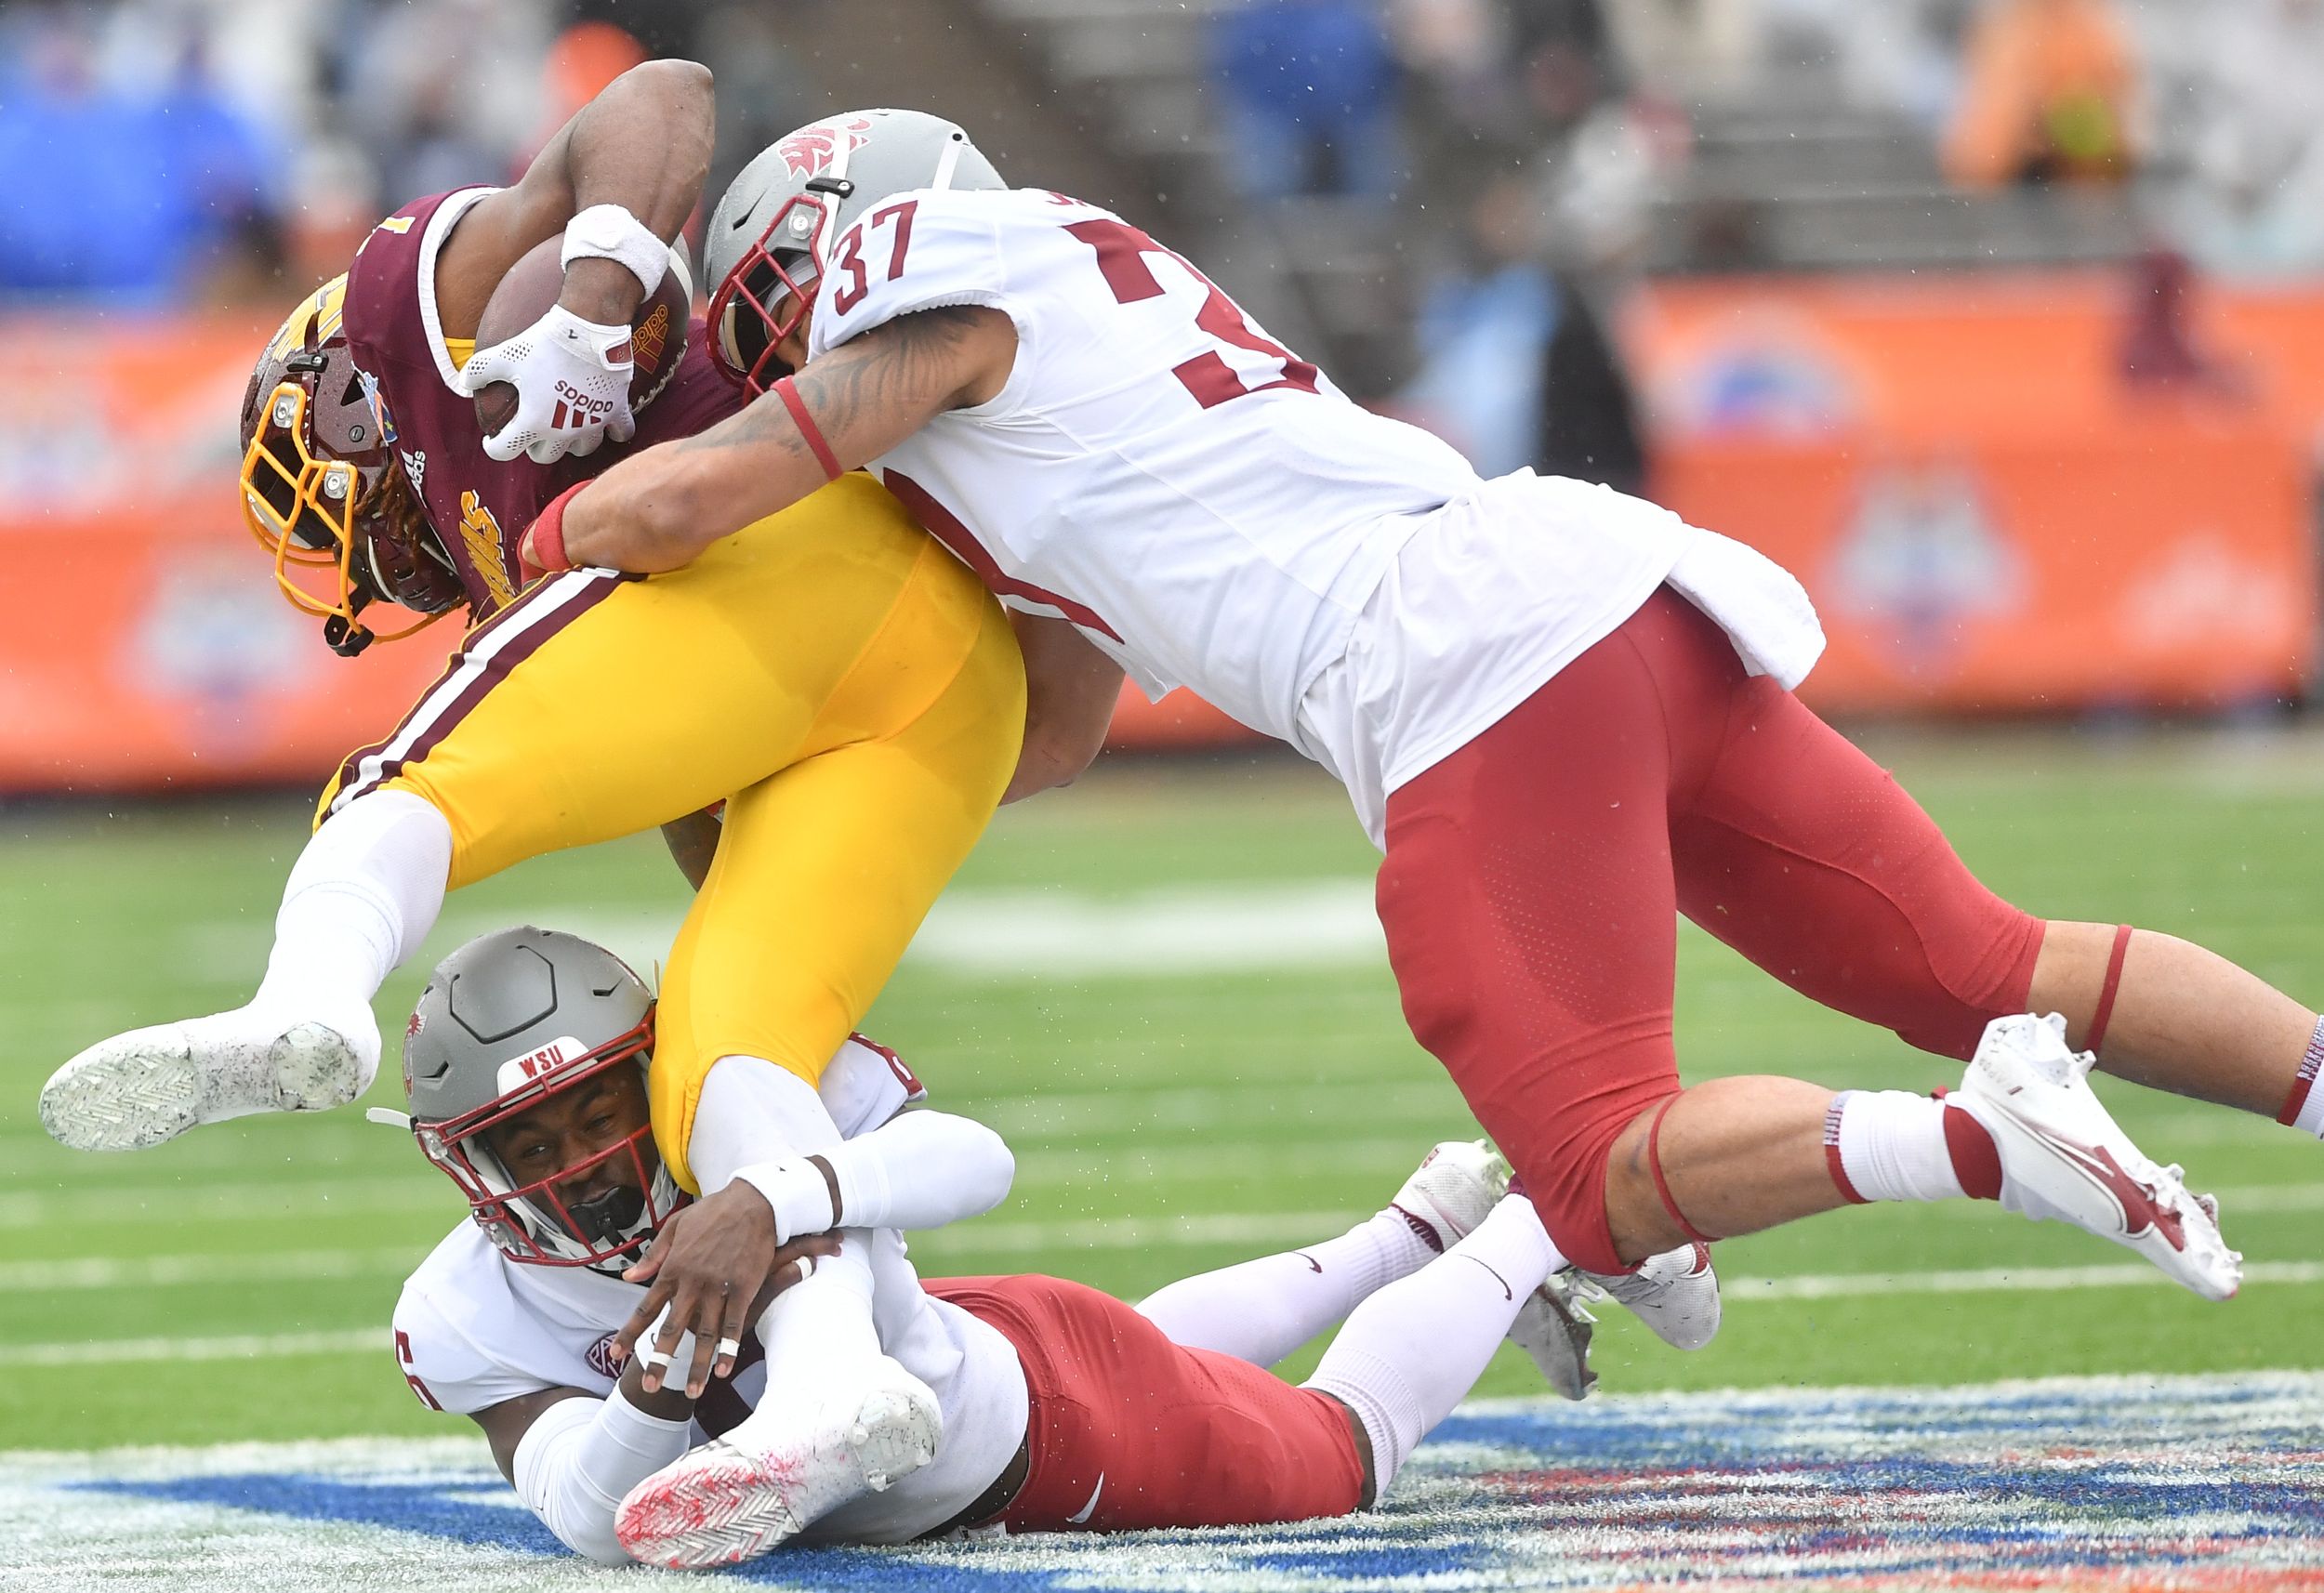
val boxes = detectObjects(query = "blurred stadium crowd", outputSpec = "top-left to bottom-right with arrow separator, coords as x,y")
0,0 -> 823,310
8,0 -> 2322,302
7,0 -> 2322,483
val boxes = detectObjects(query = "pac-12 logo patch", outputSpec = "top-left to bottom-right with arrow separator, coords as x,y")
585,1331 -> 628,1379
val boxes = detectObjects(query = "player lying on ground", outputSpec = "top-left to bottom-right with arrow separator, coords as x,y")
46,74 -> 1031,1536
388,927 -> 1620,1567
525,109 -> 2324,1307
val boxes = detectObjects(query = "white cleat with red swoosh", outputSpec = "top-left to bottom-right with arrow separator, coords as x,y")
1950,1013 -> 2240,1302
615,1363 -> 941,1568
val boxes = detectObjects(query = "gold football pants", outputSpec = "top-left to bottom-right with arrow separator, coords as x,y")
319,476 -> 1023,1188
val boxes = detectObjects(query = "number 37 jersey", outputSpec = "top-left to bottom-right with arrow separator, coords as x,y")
805,188 -> 1481,744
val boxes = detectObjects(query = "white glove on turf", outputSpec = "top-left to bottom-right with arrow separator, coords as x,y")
462,302 -> 638,465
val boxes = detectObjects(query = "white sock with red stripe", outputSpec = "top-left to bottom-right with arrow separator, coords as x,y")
248,790 -> 451,1060
1826,1088 -> 2001,1204
1304,1197 -> 1556,1500
1136,1209 -> 1435,1366
2277,1018 -> 2324,1136
689,1059 -> 896,1406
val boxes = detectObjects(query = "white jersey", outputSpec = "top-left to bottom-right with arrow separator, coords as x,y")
390,1037 -> 1029,1545
810,187 -> 1824,841
808,187 -> 1481,743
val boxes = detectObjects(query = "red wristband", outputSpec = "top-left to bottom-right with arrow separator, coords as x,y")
522,482 -> 588,578
774,375 -> 844,482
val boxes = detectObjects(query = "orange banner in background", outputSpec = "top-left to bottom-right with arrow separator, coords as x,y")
7,270 -> 2324,794
1656,427 -> 2312,712
1627,270 -> 2324,712
0,314 -> 452,793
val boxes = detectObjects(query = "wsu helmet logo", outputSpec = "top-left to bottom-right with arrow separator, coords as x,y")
773,116 -> 873,178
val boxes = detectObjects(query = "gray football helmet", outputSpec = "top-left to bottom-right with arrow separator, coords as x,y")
704,108 -> 1006,394
399,926 -> 682,1271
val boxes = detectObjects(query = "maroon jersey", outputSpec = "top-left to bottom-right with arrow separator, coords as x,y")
342,187 -> 743,618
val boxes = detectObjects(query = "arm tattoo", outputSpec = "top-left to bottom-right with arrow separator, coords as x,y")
675,306 -> 984,459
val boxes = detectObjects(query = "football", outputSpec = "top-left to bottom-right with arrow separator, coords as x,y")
470,234 -> 692,440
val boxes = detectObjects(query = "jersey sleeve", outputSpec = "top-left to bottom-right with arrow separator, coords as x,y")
806,191 -> 1027,398
391,1274 -> 564,1417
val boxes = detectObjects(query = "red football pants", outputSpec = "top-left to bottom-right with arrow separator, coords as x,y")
1375,588 -> 2045,1273
930,1274 -> 1365,1532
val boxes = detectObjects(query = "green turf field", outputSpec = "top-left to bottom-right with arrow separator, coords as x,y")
3,728 -> 2319,1452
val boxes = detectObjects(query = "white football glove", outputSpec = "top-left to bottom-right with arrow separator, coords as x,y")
461,302 -> 638,465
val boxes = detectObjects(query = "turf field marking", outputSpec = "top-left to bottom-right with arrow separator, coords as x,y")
8,1244 -> 2323,1341
1739,1257 -> 2324,1300
0,1247 -> 415,1291
180,881 -> 1393,988
0,1328 -> 380,1368
0,1175 -> 441,1230
5,1371 -> 2322,1590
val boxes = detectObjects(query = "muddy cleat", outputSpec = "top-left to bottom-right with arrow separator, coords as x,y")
1389,1139 -> 1511,1254
1508,1268 -> 1599,1401
40,1007 -> 376,1152
1578,1243 -> 1722,1351
616,1365 -> 942,1568
1951,1012 -> 2240,1302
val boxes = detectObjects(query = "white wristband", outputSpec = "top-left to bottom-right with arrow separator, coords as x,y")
733,1158 -> 837,1242
561,203 -> 671,297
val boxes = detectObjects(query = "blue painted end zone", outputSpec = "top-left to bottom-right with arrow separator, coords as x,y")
58,1375 -> 2324,1590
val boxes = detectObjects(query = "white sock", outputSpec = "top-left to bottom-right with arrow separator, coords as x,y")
1828,1089 -> 1966,1204
687,1058 -> 896,1407
1304,1196 -> 1556,1499
1137,1209 -> 1435,1366
755,1230 -> 886,1401
245,790 -> 451,1074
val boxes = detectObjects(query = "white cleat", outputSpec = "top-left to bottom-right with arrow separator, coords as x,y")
1388,1139 -> 1511,1254
615,1365 -> 942,1568
1578,1243 -> 1722,1351
1951,1012 -> 2240,1302
39,1007 -> 376,1152
1508,1268 -> 1599,1401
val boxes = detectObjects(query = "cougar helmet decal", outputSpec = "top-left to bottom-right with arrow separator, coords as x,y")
240,275 -> 462,656
773,115 -> 874,180
401,927 -> 685,1271
706,109 -> 1006,396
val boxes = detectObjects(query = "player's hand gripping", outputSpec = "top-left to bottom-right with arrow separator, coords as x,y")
614,1179 -> 838,1398
461,303 -> 637,464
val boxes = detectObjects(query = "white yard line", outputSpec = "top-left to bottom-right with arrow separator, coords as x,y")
166,881 -> 1396,992
0,1248 -> 416,1291
1736,1258 -> 2324,1301
0,1177 -> 442,1230
8,1257 -> 2323,1367
0,1329 -> 381,1368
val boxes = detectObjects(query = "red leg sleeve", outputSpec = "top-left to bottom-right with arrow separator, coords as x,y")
1669,672 -> 2044,1062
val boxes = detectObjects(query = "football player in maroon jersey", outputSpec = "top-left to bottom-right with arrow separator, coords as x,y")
235,58 -> 739,663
